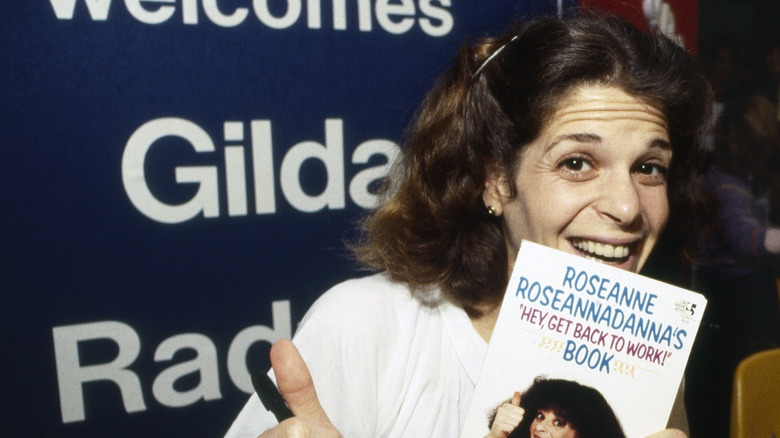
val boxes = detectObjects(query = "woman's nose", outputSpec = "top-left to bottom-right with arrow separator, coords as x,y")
596,172 -> 642,227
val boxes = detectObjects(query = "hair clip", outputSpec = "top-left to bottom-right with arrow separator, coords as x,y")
472,36 -> 518,79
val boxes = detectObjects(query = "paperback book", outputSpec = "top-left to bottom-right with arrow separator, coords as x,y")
461,241 -> 707,438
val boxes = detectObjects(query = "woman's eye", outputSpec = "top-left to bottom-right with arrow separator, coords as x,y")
553,418 -> 567,427
636,163 -> 667,176
634,162 -> 668,184
557,156 -> 596,181
560,157 -> 591,172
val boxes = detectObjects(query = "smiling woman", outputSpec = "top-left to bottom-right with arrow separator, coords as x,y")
485,377 -> 625,438
224,11 -> 712,438
351,14 -> 711,323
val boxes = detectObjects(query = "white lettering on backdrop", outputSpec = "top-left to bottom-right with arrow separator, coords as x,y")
48,0 -> 454,36
52,301 -> 291,423
121,118 -> 400,223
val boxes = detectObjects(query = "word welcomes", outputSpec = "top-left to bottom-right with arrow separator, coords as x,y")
53,301 -> 291,423
48,0 -> 454,36
122,117 -> 400,223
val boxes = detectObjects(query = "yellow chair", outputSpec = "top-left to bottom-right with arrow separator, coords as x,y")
730,348 -> 780,438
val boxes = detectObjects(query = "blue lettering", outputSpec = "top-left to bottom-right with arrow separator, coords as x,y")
562,266 -> 576,288
562,340 -> 612,374
515,277 -> 529,298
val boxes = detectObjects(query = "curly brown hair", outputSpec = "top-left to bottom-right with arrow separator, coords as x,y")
488,377 -> 626,438
352,12 -> 712,315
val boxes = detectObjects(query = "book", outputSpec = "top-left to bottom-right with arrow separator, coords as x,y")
461,241 -> 707,438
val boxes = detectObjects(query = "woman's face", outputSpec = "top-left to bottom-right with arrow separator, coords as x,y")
530,409 -> 578,438
483,84 -> 671,273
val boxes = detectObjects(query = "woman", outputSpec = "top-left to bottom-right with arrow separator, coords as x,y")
225,11 -> 711,438
486,377 -> 625,438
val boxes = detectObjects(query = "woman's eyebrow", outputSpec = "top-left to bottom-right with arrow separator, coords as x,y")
545,133 -> 672,153
545,133 -> 602,152
649,138 -> 672,150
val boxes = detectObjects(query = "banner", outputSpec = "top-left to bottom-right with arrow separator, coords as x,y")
1,1 -> 697,436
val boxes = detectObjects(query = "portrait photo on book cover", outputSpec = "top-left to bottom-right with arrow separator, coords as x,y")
484,376 -> 625,438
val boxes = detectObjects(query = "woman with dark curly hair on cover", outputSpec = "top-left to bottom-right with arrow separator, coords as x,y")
485,377 -> 625,438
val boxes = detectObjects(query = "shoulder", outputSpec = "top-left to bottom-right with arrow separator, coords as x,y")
296,273 -> 437,337
310,272 -> 411,306
305,273 -> 412,315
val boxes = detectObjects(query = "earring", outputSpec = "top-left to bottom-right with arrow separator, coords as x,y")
486,205 -> 496,216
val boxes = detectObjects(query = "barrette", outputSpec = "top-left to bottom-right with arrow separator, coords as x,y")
472,35 -> 518,79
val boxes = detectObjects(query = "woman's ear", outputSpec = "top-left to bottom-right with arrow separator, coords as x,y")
482,167 -> 511,216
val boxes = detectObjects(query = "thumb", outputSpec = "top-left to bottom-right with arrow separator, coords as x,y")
270,340 -> 332,424
511,391 -> 521,406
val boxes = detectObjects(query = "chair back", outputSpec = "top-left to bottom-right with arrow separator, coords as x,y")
730,348 -> 780,438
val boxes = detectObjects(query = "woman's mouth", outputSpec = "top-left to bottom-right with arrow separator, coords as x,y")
570,238 -> 634,264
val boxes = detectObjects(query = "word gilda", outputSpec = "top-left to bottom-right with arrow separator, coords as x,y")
122,117 -> 400,223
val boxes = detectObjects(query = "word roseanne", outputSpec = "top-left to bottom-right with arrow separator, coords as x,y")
561,266 -> 657,315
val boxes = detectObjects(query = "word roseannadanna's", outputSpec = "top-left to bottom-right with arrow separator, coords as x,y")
516,266 -> 687,350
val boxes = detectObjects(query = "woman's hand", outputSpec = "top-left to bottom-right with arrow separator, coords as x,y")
485,391 -> 524,438
257,340 -> 343,438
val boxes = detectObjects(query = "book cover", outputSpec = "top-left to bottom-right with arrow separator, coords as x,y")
461,241 -> 707,438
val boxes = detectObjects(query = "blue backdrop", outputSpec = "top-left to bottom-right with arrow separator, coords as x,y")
2,1 -> 575,436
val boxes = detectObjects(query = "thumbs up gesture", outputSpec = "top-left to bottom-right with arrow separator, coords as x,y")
258,340 -> 343,438
486,391 -> 524,438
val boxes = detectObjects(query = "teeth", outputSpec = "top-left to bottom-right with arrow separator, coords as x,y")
573,240 -> 630,260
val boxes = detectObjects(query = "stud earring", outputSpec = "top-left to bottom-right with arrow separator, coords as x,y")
486,205 -> 496,216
